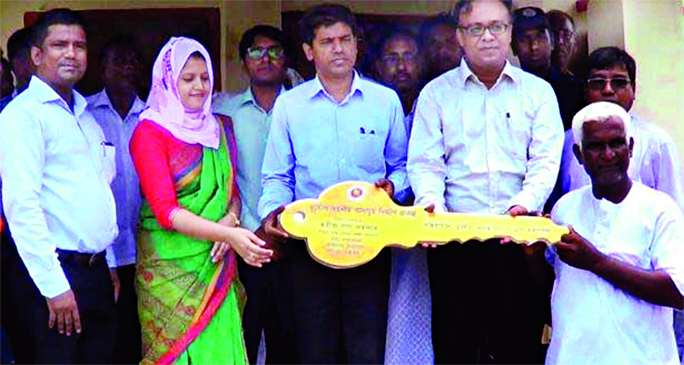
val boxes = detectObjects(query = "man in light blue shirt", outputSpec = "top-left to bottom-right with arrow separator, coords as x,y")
86,35 -> 145,365
0,9 -> 118,363
213,25 -> 300,364
258,4 -> 407,364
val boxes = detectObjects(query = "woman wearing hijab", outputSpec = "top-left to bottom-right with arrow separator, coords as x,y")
130,37 -> 272,365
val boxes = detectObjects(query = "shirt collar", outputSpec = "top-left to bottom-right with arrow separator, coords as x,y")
240,85 -> 287,107
457,60 -> 519,88
501,61 -> 519,84
91,88 -> 145,119
237,87 -> 255,106
308,69 -> 363,102
29,75 -> 88,117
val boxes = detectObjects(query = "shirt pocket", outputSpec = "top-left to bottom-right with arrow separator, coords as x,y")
100,144 -> 117,184
352,133 -> 384,174
500,108 -> 532,162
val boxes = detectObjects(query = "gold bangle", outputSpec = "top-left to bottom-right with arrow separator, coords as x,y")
228,212 -> 240,227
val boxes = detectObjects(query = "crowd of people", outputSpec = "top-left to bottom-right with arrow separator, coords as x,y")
0,1 -> 683,364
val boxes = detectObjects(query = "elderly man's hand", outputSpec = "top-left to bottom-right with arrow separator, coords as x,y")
556,226 -> 603,271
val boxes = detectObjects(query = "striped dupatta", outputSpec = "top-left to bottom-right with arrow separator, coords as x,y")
136,127 -> 247,365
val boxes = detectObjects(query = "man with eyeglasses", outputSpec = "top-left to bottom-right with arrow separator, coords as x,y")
374,27 -> 423,118
547,10 -> 576,77
559,46 -> 684,362
212,24 -> 301,365
512,7 -> 584,131
372,26 -> 432,364
408,0 -> 563,363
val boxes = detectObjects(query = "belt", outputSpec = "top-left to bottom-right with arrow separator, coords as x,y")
56,249 -> 106,267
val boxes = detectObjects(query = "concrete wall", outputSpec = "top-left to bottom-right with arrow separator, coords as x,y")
0,0 -> 282,92
622,0 -> 684,171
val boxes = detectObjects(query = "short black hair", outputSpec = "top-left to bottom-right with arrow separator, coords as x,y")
7,26 -> 33,63
547,10 -> 575,29
98,35 -> 140,65
238,25 -> 288,61
451,0 -> 514,26
374,26 -> 418,61
588,47 -> 636,85
299,3 -> 358,46
31,8 -> 87,49
418,13 -> 457,49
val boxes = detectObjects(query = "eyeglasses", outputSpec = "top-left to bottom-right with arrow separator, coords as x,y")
247,45 -> 285,60
380,53 -> 419,68
458,22 -> 510,37
586,77 -> 631,91
551,29 -> 575,42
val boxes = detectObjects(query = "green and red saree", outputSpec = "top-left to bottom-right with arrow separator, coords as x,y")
134,125 -> 247,365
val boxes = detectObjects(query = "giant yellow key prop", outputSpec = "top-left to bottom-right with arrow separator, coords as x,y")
280,181 -> 568,268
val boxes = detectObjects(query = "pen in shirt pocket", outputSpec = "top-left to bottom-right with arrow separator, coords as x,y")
101,141 -> 114,156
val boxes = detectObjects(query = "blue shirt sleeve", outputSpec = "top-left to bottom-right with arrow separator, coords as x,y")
258,96 -> 296,220
384,92 -> 409,196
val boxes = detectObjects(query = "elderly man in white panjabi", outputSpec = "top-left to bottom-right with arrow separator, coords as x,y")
547,101 -> 684,365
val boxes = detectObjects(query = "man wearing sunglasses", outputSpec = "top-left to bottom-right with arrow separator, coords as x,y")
213,25 -> 301,364
408,0 -> 563,363
559,46 -> 684,362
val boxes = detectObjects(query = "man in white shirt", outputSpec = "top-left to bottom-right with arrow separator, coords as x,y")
407,0 -> 563,362
548,101 -> 684,364
86,35 -> 145,365
559,47 -> 684,360
0,9 -> 119,363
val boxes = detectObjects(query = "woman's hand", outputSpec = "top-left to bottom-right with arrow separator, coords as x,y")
210,241 -> 232,263
224,227 -> 273,267
217,212 -> 240,227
